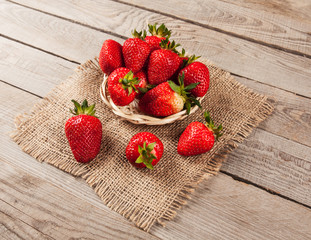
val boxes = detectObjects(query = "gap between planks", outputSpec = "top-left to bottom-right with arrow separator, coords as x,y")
6,0 -> 127,41
0,33 -> 80,64
221,170 -> 311,210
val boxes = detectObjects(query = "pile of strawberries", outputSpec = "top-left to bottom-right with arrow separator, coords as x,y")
64,23 -> 223,170
99,23 -> 210,117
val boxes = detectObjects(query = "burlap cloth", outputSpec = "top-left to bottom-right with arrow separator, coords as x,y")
12,58 -> 274,231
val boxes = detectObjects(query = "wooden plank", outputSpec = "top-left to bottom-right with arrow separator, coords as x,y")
1,37 -> 311,207
234,76 -> 311,147
0,1 -> 122,63
3,1 -> 311,97
151,173 -> 311,240
0,37 -> 77,96
223,128 -> 311,205
0,160 -> 159,240
121,0 -> 311,56
0,201 -> 52,240
220,0 -> 311,23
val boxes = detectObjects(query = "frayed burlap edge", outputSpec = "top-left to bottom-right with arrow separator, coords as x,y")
11,58 -> 274,231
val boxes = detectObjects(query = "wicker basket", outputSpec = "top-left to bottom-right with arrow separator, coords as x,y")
100,74 -> 204,125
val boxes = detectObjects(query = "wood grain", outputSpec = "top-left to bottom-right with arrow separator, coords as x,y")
1,203 -> 52,240
221,0 -> 311,23
0,37 -> 77,96
151,173 -> 311,240
121,0 -> 311,56
222,128 -> 311,205
2,155 -> 311,240
3,0 -> 311,97
1,36 -> 311,207
0,160 -> 159,240
235,76 -> 311,147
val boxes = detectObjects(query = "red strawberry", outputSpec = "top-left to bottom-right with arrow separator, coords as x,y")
147,40 -> 181,85
139,73 -> 201,117
99,39 -> 124,75
177,112 -> 223,156
145,23 -> 171,52
65,100 -> 102,163
179,61 -> 210,97
107,68 -> 140,106
126,132 -> 164,169
122,30 -> 150,73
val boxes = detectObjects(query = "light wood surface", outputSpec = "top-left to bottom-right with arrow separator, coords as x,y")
1,0 -> 311,239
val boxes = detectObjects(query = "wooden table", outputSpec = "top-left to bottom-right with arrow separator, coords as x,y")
1,0 -> 311,239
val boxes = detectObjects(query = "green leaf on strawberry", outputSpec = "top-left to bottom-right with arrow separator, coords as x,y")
204,111 -> 223,141
118,70 -> 140,96
135,141 -> 157,170
168,72 -> 201,114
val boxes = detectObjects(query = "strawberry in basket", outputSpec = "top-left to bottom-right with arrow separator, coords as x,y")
145,23 -> 171,52
147,39 -> 181,85
126,132 -> 164,169
123,30 -> 151,73
139,73 -> 201,117
178,56 -> 210,97
107,68 -> 147,106
99,39 -> 124,75
65,100 -> 102,163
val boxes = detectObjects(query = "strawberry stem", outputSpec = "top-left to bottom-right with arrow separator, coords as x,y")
160,39 -> 180,53
70,99 -> 97,117
148,23 -> 171,38
168,72 -> 201,114
132,29 -> 147,40
204,111 -> 223,141
183,54 -> 201,68
135,142 -> 157,170
118,71 -> 140,96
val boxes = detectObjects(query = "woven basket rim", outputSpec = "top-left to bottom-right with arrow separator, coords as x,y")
100,74 -> 204,125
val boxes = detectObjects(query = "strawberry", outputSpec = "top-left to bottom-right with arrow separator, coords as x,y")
65,100 -> 102,163
107,68 -> 140,106
179,60 -> 210,97
99,39 -> 124,75
147,39 -> 181,85
145,23 -> 171,52
126,132 -> 164,169
177,111 -> 223,156
122,30 -> 150,73
139,73 -> 201,117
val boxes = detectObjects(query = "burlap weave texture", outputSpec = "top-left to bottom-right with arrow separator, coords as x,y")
12,58 -> 274,231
